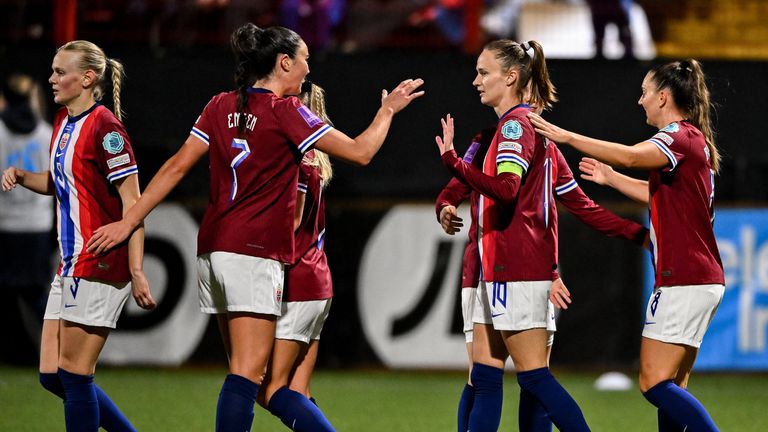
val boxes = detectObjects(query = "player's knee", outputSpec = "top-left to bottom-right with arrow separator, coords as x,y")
638,370 -> 667,393
39,372 -> 64,398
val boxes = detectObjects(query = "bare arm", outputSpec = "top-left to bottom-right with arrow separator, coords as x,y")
579,157 -> 649,204
114,174 -> 156,310
314,79 -> 424,166
528,113 -> 669,170
87,136 -> 209,254
2,167 -> 54,195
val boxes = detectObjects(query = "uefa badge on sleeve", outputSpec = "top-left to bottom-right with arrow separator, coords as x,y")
102,132 -> 125,154
501,120 -> 523,140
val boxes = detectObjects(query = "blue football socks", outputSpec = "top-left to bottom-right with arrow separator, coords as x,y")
40,372 -> 65,398
467,363 -> 504,432
519,387 -> 552,432
216,374 -> 259,432
58,368 -> 99,432
268,386 -> 335,431
41,372 -> 137,432
643,380 -> 719,432
658,408 -> 683,432
457,383 -> 475,432
516,367 -> 590,432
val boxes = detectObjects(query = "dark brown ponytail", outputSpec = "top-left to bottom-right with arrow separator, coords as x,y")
484,39 -> 557,111
650,59 -> 720,173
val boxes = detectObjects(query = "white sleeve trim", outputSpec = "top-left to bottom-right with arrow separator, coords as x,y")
556,179 -> 578,195
191,127 -> 210,145
649,138 -> 678,170
107,165 -> 138,183
298,124 -> 333,153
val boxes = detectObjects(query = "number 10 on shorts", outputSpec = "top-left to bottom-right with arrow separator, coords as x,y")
492,282 -> 507,308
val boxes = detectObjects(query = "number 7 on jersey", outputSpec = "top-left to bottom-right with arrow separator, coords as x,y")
230,138 -> 251,201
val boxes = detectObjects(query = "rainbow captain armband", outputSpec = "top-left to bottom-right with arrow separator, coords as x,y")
497,161 -> 524,176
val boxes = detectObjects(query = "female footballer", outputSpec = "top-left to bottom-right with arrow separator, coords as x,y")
85,23 -> 423,431
2,40 -> 156,431
437,85 -> 646,431
257,82 -> 336,431
529,59 -> 723,431
434,40 -> 591,431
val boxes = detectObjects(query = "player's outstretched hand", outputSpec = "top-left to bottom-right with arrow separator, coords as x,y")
435,114 -> 455,156
550,277 -> 572,310
87,220 -> 133,255
1,167 -> 21,191
579,157 -> 614,186
131,270 -> 157,310
381,78 -> 425,114
439,205 -> 464,235
527,112 -> 573,145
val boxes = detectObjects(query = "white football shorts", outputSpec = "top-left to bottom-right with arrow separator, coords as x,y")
275,298 -> 332,343
197,252 -> 284,316
473,280 -> 556,346
642,284 -> 725,348
44,274 -> 131,328
462,286 -> 478,343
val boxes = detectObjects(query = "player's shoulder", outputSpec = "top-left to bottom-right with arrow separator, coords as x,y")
205,91 -> 236,108
54,106 -> 69,122
497,110 -> 533,143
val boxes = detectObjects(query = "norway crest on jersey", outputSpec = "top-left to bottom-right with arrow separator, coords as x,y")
501,120 -> 523,140
102,132 -> 125,154
59,133 -> 71,150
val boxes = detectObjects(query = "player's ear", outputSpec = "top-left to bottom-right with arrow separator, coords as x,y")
82,70 -> 97,89
279,54 -> 292,72
506,69 -> 518,88
658,88 -> 668,108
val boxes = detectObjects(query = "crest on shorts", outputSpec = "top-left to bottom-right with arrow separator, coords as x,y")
501,120 -> 523,140
660,122 -> 679,133
102,132 -> 125,154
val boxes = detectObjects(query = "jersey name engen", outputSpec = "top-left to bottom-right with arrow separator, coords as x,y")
191,89 -> 333,263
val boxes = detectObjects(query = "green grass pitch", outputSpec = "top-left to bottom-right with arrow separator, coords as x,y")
1,366 -> 767,431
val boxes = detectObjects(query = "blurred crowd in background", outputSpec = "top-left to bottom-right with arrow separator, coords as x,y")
2,0 -> 767,60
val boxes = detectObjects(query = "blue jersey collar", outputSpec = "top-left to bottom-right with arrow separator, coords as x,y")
247,87 -> 273,94
67,102 -> 100,123
498,103 -> 530,122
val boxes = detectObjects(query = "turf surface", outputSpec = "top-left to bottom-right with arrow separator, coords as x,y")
1,366 -> 766,431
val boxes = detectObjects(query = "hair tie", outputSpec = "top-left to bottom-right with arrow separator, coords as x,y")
521,42 -> 530,52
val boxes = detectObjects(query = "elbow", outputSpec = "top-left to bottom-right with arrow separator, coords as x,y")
347,149 -> 373,166
353,157 -> 372,167
622,148 -> 645,170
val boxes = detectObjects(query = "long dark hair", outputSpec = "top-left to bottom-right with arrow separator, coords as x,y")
230,23 -> 302,135
649,59 -> 720,173
484,39 -> 557,111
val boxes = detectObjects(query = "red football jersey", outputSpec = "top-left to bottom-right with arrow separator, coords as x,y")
435,129 -> 494,289
552,143 -> 647,245
191,88 -> 332,263
50,104 -> 137,282
285,151 -> 333,301
478,104 -> 558,281
647,121 -> 724,287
